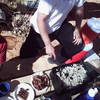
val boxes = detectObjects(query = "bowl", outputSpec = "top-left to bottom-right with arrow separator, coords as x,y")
31,72 -> 50,94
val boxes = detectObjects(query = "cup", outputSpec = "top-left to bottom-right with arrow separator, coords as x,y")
0,82 -> 10,97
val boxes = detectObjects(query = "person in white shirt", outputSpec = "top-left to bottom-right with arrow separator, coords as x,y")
20,0 -> 85,60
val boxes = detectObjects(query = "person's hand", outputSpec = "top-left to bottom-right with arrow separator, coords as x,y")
73,28 -> 82,45
45,44 -> 56,60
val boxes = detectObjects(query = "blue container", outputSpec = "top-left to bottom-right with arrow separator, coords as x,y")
0,82 -> 10,97
74,93 -> 95,100
74,88 -> 98,100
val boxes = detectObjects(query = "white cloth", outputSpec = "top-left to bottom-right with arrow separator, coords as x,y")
83,42 -> 93,51
30,0 -> 85,34
87,17 -> 100,33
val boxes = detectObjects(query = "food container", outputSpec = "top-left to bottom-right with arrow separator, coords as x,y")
31,71 -> 50,94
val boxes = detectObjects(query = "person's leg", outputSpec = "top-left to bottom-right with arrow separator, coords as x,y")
20,26 -> 45,58
56,22 -> 84,59
0,35 -> 7,70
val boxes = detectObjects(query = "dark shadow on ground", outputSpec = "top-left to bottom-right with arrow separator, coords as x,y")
67,2 -> 100,21
0,57 -> 35,81
84,2 -> 100,19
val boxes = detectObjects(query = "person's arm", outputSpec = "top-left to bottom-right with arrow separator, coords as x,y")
73,5 -> 84,45
37,12 -> 56,59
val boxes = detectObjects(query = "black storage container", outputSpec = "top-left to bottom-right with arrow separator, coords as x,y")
50,61 -> 99,95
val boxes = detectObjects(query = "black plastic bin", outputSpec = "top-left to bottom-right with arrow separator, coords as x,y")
50,61 -> 99,95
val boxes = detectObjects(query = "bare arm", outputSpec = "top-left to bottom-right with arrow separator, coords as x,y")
37,12 -> 56,59
37,12 -> 50,46
73,6 -> 84,45
75,6 -> 84,29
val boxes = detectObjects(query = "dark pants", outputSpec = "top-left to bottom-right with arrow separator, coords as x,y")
20,22 -> 83,59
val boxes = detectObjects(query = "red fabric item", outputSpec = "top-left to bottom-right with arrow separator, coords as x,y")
64,50 -> 88,64
64,23 -> 99,64
0,35 -> 7,64
80,23 -> 98,44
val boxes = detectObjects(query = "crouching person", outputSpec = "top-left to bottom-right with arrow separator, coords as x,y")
65,17 -> 100,64
0,35 -> 7,70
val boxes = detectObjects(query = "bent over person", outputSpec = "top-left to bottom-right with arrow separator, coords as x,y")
20,0 -> 85,60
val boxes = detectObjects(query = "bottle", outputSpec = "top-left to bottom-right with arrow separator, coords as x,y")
74,88 -> 98,100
